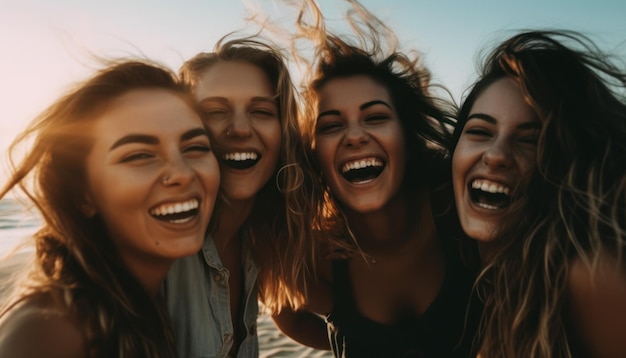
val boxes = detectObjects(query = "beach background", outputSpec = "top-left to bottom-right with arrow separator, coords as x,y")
0,197 -> 332,357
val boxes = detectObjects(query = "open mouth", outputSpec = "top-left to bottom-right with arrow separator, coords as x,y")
221,152 -> 260,170
149,198 -> 199,224
469,179 -> 511,210
341,157 -> 385,183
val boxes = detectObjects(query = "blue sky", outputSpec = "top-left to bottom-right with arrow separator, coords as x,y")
1,0 -> 625,181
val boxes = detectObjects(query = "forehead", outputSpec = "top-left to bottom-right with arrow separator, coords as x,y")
470,78 -> 538,126
194,61 -> 274,100
318,75 -> 391,109
92,89 -> 202,136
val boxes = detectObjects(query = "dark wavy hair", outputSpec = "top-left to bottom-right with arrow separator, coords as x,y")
291,0 -> 456,251
455,30 -> 626,357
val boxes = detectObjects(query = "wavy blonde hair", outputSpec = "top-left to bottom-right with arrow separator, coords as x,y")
0,60 -> 192,357
179,35 -> 318,313
454,30 -> 626,357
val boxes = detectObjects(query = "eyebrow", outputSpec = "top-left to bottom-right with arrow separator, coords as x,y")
317,100 -> 393,121
109,128 -> 209,151
467,113 -> 541,130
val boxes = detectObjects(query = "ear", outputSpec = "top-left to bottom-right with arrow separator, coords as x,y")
80,192 -> 97,218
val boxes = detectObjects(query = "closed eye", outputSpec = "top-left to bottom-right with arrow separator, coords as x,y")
184,144 -> 211,153
250,108 -> 277,117
120,152 -> 154,163
316,122 -> 343,134
464,128 -> 491,137
365,114 -> 390,123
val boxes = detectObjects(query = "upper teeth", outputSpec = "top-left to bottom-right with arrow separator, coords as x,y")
223,152 -> 258,161
150,199 -> 199,216
471,179 -> 510,195
342,157 -> 383,173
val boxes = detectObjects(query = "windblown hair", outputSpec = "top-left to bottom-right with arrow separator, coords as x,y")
290,0 -> 456,251
179,35 -> 317,313
454,30 -> 626,357
0,61 -> 191,357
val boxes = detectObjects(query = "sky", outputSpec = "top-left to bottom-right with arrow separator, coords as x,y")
1,0 -> 626,182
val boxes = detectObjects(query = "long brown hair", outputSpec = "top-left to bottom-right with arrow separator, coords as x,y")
289,0 -> 456,252
179,35 -> 318,313
455,30 -> 626,357
0,60 -> 194,357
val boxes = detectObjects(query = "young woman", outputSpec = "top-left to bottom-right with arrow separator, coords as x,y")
162,35 -> 316,357
452,30 -> 626,357
270,1 -> 482,356
0,61 -> 220,357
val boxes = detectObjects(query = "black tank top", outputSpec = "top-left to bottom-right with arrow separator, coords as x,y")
325,227 -> 482,357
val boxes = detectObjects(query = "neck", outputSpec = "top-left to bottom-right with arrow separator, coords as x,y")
212,197 -> 255,255
121,254 -> 172,298
345,189 -> 426,250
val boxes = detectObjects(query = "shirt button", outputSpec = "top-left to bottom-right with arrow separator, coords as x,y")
223,333 -> 231,343
214,274 -> 222,282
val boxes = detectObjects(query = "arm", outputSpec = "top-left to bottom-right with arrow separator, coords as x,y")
272,256 -> 335,350
272,307 -> 331,350
567,253 -> 626,358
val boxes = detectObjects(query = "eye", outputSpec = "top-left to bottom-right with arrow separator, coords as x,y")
519,135 -> 539,145
202,109 -> 229,121
364,114 -> 390,123
316,121 -> 343,134
120,152 -> 154,163
185,145 -> 211,153
463,127 -> 491,137
249,106 -> 277,118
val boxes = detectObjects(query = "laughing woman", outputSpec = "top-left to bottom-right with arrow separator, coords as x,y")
0,61 -> 220,357
270,1 -> 482,357
162,35 -> 315,358
452,30 -> 626,357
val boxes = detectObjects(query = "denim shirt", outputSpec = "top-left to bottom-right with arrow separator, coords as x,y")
163,233 -> 259,358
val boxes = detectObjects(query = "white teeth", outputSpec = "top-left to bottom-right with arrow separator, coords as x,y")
150,199 -> 199,217
223,152 -> 258,161
471,179 -> 510,195
341,157 -> 384,173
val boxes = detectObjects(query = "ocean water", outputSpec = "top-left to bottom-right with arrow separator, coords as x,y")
0,197 -> 332,358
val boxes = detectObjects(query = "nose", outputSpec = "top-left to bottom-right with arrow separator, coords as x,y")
482,139 -> 513,170
162,155 -> 195,187
225,110 -> 252,138
343,122 -> 370,148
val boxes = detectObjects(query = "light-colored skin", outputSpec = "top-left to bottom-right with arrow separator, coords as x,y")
193,61 -> 282,355
273,75 -> 444,349
453,78 -> 626,357
452,78 -> 539,258
0,89 -> 220,357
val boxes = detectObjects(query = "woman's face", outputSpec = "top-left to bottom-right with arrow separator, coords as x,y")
453,78 -> 540,242
315,75 -> 406,214
84,89 -> 220,268
194,61 -> 282,203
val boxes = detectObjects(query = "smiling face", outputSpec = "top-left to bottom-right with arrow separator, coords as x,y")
84,89 -> 220,269
453,77 -> 540,242
194,61 -> 281,204
314,75 -> 406,214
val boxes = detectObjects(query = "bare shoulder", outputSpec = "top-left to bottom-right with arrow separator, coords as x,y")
567,251 -> 626,357
0,293 -> 86,358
